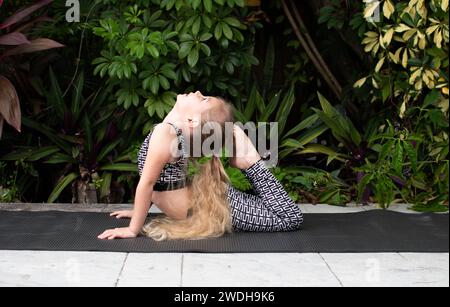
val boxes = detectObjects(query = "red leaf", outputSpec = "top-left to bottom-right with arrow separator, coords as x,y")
0,32 -> 31,46
0,38 -> 64,58
0,76 -> 21,138
15,16 -> 54,33
0,0 -> 53,30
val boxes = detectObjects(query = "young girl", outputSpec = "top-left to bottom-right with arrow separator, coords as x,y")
98,91 -> 303,241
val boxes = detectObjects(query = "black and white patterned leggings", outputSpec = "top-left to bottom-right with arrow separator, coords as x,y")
226,159 -> 304,232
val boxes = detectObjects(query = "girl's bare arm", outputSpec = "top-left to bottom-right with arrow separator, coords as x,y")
98,124 -> 176,239
131,123 -> 178,233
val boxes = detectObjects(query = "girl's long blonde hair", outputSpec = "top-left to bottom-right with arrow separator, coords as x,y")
142,98 -> 234,241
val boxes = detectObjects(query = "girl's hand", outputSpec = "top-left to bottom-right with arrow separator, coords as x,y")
230,125 -> 261,170
110,210 -> 134,219
98,227 -> 138,240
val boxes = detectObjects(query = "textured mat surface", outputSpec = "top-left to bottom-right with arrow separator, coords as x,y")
0,210 -> 448,253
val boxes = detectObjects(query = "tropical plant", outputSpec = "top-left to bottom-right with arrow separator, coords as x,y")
0,0 -> 64,138
272,165 -> 350,205
90,0 -> 260,123
0,69 -> 141,203
354,0 -> 449,117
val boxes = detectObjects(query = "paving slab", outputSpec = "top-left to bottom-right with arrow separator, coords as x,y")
181,253 -> 341,287
117,253 -> 182,287
0,250 -> 126,287
320,253 -> 449,287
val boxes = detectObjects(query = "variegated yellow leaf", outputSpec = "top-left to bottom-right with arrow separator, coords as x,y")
373,42 -> 381,54
365,41 -> 376,53
372,77 -> 380,89
375,57 -> 386,72
389,51 -> 399,63
383,0 -> 395,18
365,31 -> 380,38
403,29 -> 417,41
427,80 -> 435,89
426,24 -> 440,36
362,37 -> 377,44
434,30 -> 443,48
379,34 -> 385,49
442,0 -> 449,11
423,72 -> 429,84
399,99 -> 407,119
425,69 -> 435,80
418,36 -> 427,49
410,68 -> 422,83
383,28 -> 395,46
402,49 -> 409,68
364,1 -> 381,18
395,24 -> 411,32
414,79 -> 423,90
354,77 -> 368,88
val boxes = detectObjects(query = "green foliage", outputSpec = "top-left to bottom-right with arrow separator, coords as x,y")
0,162 -> 19,202
316,0 -> 449,210
354,0 -> 449,115
91,0 -> 259,120
272,166 -> 350,205
1,69 -> 142,203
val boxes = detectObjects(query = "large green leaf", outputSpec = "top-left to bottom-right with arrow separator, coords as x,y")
47,67 -> 66,120
262,36 -> 275,98
243,86 -> 257,121
26,146 -> 61,161
316,92 -> 362,146
392,140 -> 404,174
97,139 -> 122,162
82,114 -> 93,154
259,91 -> 281,122
0,148 -> 33,161
297,144 -> 348,165
71,71 -> 85,123
313,109 -> 347,145
99,172 -> 112,200
284,114 -> 320,139
48,172 -> 78,203
21,117 -> 72,155
248,85 -> 265,117
44,152 -> 76,164
275,84 -> 296,137
99,163 -> 137,172
403,141 -> 417,172
293,124 -> 329,149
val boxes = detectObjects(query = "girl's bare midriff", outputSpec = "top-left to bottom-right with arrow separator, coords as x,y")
152,187 -> 192,220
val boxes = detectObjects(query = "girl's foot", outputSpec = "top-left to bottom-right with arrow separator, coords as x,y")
230,125 -> 261,170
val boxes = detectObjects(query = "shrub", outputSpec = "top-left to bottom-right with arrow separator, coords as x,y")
91,0 -> 259,123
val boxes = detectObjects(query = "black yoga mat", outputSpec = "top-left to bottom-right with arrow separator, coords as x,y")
0,210 -> 448,253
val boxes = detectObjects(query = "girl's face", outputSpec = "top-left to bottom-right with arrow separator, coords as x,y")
175,91 -> 222,126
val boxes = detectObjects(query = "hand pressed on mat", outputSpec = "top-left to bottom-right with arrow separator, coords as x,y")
98,227 -> 138,240
110,210 -> 134,219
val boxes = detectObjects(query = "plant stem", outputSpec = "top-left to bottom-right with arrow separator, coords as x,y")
281,0 -> 342,99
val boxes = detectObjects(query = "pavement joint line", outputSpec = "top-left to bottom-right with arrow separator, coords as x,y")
319,253 -> 344,287
180,254 -> 184,287
115,253 -> 129,287
397,253 -> 409,261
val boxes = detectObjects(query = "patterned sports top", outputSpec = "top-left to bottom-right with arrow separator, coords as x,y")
137,123 -> 188,191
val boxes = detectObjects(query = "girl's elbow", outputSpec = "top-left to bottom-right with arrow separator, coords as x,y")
137,179 -> 156,191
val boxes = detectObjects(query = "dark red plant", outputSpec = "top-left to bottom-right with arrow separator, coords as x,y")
0,0 -> 64,138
